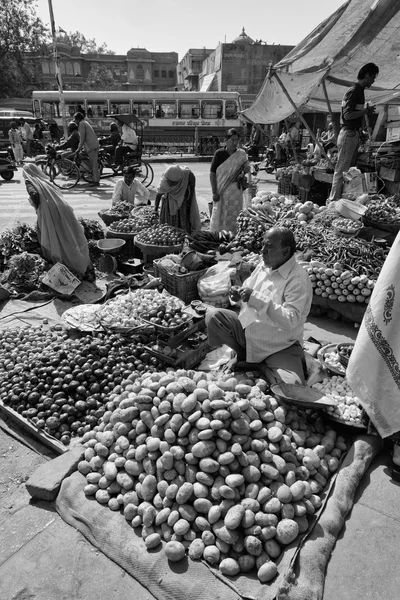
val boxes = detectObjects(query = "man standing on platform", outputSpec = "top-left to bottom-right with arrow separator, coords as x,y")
328,63 -> 379,202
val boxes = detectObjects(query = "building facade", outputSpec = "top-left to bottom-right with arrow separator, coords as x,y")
177,48 -> 215,91
38,42 -> 178,91
198,29 -> 294,107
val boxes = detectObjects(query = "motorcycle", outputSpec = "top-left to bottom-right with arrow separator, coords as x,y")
0,147 -> 17,181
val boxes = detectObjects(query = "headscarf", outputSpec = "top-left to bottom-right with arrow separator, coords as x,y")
23,164 -> 90,276
157,165 -> 191,216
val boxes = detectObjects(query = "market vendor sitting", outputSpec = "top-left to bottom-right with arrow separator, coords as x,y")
111,166 -> 150,208
206,227 -> 313,386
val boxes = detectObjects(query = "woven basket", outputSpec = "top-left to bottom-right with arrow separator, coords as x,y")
98,210 -> 126,226
134,239 -> 183,259
153,259 -> 207,303
278,178 -> 297,196
106,227 -> 137,240
362,216 -> 400,233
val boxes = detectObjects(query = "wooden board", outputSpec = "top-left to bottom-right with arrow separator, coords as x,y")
311,295 -> 366,324
0,400 -> 74,455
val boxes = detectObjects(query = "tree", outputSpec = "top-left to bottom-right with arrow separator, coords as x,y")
86,64 -> 119,91
57,31 -> 115,55
0,0 -> 49,98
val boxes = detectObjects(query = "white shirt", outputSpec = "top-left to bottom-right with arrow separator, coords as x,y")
239,255 -> 313,362
111,179 -> 150,207
121,124 -> 138,148
20,123 -> 33,140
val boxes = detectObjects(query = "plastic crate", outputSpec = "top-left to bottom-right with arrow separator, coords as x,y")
154,259 -> 207,303
278,177 -> 296,195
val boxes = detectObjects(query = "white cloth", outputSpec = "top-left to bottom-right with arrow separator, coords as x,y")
347,232 -> 400,438
121,124 -> 138,149
238,255 -> 312,363
111,178 -> 150,207
20,122 -> 33,140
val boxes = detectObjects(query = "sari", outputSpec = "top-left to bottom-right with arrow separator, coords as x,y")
23,164 -> 90,277
347,232 -> 400,438
157,165 -> 201,233
210,148 -> 248,234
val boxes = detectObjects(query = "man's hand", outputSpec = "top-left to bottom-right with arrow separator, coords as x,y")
212,193 -> 219,202
230,285 -> 241,302
240,287 -> 253,302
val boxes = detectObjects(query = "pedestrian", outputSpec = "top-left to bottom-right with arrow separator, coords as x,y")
154,164 -> 201,233
49,123 -> 61,144
206,227 -> 313,385
328,63 -> 379,202
33,123 -> 45,147
111,166 -> 150,207
247,124 -> 264,161
8,121 -> 24,165
74,111 -> 100,187
209,128 -> 250,234
19,118 -> 33,157
347,230 -> 400,481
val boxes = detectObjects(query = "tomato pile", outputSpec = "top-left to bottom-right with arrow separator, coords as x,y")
136,225 -> 186,246
0,326 -> 163,445
108,218 -> 138,234
140,303 -> 191,329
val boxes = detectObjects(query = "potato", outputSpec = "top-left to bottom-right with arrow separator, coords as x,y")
238,554 -> 256,573
257,561 -> 278,583
188,538 -> 205,560
224,505 -> 245,529
219,558 -> 240,576
164,541 -> 186,562
276,518 -> 299,545
145,533 -> 162,549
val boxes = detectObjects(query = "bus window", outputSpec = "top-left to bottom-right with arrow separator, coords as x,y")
201,101 -> 223,120
87,102 -> 108,118
178,101 -> 200,119
155,102 -> 176,118
33,100 -> 41,119
42,101 -> 60,119
133,102 -> 154,119
110,102 -> 130,115
225,101 -> 238,120
65,101 -> 85,117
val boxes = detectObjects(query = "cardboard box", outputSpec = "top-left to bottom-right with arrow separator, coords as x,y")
42,263 -> 81,295
379,166 -> 400,182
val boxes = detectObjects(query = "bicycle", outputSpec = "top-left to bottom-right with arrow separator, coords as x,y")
35,144 -> 80,190
98,146 -> 154,187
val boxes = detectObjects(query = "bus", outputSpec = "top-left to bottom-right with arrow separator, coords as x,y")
31,90 -> 244,154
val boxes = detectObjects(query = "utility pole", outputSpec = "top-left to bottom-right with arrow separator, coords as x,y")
48,0 -> 68,137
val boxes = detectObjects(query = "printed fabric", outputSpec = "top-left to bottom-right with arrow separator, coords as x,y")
210,148 -> 248,234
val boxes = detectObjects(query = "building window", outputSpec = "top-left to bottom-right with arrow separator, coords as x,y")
154,69 -> 159,77
161,70 -> 166,77
136,64 -> 144,79
42,61 -> 50,74
66,62 -> 73,75
168,70 -> 174,78
74,62 -> 81,76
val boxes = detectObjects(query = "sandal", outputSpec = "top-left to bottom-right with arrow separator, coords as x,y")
390,441 -> 400,482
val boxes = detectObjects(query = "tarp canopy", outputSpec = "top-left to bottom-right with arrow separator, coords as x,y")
243,0 -> 400,124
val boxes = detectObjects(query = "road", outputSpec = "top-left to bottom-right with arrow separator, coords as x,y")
0,160 -> 216,232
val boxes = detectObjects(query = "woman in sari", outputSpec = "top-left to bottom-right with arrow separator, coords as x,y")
347,231 -> 400,481
23,164 -> 91,278
209,128 -> 251,234
154,165 -> 201,233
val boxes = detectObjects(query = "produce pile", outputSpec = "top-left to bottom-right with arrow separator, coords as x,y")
102,201 -> 133,218
312,376 -> 364,426
363,195 -> 400,224
307,264 -> 374,304
331,217 -> 362,234
0,326 -> 163,445
96,290 -> 185,331
0,223 -> 41,262
140,302 -> 191,329
188,230 -> 233,254
136,225 -> 186,246
80,368 -> 347,581
78,218 -> 104,241
1,252 -> 49,292
108,210 -> 158,235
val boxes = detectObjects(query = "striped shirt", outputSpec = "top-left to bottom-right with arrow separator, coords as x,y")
239,255 -> 313,362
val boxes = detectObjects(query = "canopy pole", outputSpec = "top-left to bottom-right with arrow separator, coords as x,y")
271,71 -> 330,161
284,118 -> 298,161
321,78 -> 338,138
48,0 -> 68,137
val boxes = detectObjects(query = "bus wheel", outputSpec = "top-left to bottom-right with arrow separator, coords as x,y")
1,171 -> 14,180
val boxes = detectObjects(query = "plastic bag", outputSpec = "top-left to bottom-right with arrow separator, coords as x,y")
198,262 -> 235,299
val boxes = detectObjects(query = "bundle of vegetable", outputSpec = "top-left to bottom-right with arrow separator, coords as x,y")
78,218 -> 104,241
136,225 -> 186,246
1,252 -> 48,291
307,263 -> 375,304
364,197 -> 400,224
0,327 -> 163,445
0,223 -> 41,260
97,289 -> 182,330
312,376 -> 364,425
188,230 -> 224,253
80,369 -> 347,581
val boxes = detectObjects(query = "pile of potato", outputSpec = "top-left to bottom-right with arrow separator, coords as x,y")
79,369 -> 347,582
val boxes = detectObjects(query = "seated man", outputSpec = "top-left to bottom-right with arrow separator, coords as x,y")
111,166 -> 150,207
100,123 -> 121,164
206,227 -> 313,386
115,123 -> 138,168
56,121 -> 80,158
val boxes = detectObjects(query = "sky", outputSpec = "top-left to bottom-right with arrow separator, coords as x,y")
34,0 -> 346,60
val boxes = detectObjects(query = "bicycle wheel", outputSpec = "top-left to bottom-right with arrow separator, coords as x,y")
139,160 -> 154,187
51,158 -> 80,190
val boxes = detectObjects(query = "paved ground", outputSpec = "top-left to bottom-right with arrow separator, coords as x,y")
0,159 -> 399,600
